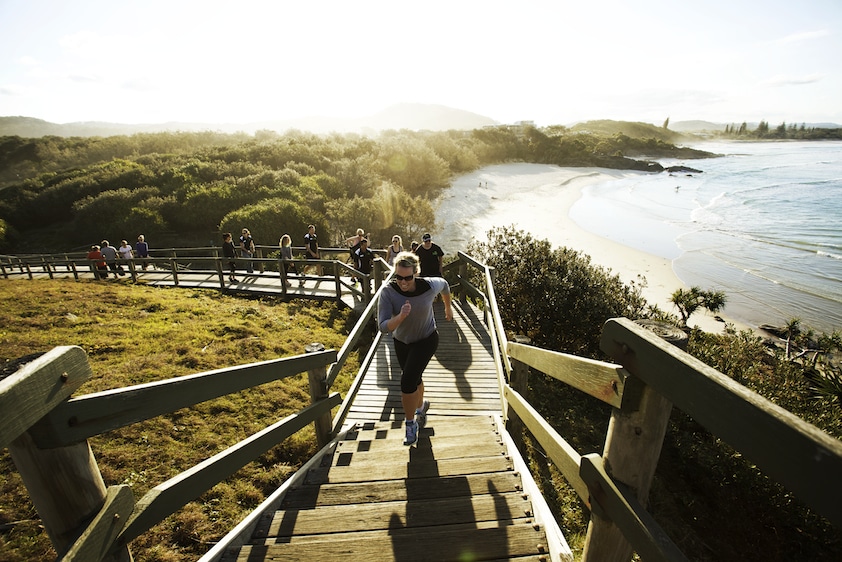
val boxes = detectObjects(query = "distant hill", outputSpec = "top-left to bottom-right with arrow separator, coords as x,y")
569,119 -> 686,142
670,120 -> 842,132
0,104 -> 498,138
669,120 -> 726,133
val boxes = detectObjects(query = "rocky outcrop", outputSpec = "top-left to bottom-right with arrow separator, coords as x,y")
666,165 -> 703,174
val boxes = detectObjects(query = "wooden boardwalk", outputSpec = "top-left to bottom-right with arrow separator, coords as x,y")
212,300 -> 568,561
345,300 -> 502,423
4,266 -> 363,308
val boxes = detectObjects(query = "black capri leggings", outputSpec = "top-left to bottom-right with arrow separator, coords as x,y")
394,330 -> 439,394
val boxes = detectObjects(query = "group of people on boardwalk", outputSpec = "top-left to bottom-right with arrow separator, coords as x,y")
219,225 -> 445,292
87,222 -> 450,448
87,235 -> 149,279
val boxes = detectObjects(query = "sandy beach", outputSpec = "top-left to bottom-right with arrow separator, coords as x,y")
436,163 -> 748,333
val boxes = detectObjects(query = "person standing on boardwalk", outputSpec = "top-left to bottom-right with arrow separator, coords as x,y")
100,240 -> 124,278
279,233 -> 297,287
118,239 -> 133,264
352,238 -> 374,289
414,232 -> 444,277
386,235 -> 404,266
240,228 -> 255,274
135,234 -> 149,270
222,232 -> 237,283
378,251 -> 452,446
345,227 -> 367,284
303,224 -> 320,277
345,228 -> 366,257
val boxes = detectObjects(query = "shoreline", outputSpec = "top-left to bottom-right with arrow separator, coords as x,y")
435,163 -> 752,334
555,174 -> 751,333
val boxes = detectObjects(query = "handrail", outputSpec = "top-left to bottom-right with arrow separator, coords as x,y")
116,393 -> 342,545
2,342 -> 343,561
601,317 -> 842,528
28,350 -> 337,448
1,250 -> 377,307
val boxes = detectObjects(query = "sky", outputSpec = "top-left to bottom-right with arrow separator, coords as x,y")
1,0 -> 840,127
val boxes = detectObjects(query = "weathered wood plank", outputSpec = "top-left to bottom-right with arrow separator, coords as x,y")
349,416 -> 497,434
504,385 -> 589,506
119,394 -> 342,543
508,340 -> 627,408
602,317 -> 842,528
257,492 -> 533,537
281,472 -> 523,508
224,522 -> 547,561
29,350 -> 338,448
349,398 -> 502,411
334,429 -> 501,455
58,485 -> 134,562
306,455 -> 514,485
344,406 -> 501,421
0,346 -> 90,448
580,453 -> 688,562
326,439 -> 505,467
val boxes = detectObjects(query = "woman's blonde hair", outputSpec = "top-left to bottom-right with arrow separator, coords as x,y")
280,234 -> 292,247
393,251 -> 419,273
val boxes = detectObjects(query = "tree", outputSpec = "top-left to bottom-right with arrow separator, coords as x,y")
669,287 -> 727,328
783,318 -> 801,359
662,117 -> 670,130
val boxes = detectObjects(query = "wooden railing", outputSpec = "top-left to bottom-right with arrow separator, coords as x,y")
3,251 -> 841,561
0,246 -> 387,305
1,346 -> 342,561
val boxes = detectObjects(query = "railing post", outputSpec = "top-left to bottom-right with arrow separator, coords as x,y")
43,257 -> 55,279
373,259 -> 383,293
214,258 -> 226,288
506,335 -> 531,457
582,321 -> 687,562
305,343 -> 333,447
169,258 -> 179,286
333,261 -> 342,304
458,260 -> 468,305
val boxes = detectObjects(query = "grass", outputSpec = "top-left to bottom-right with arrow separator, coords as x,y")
0,279 -> 358,562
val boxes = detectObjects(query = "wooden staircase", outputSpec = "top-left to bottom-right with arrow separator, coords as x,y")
221,415 -> 554,561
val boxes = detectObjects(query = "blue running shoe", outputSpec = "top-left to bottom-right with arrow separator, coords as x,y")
415,400 -> 431,430
403,419 -> 419,446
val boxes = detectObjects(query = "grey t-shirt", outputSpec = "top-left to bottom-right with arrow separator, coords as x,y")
378,277 -> 450,343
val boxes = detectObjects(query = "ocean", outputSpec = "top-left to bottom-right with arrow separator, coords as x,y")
569,141 -> 842,334
435,141 -> 841,335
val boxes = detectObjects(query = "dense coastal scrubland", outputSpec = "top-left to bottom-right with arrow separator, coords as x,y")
0,121 -> 714,253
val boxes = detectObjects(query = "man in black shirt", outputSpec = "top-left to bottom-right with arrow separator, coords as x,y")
414,233 -> 444,277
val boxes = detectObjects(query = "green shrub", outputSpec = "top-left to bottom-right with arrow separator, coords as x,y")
467,226 -> 650,357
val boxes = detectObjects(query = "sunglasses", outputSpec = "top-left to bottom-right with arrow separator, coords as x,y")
394,273 -> 414,281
